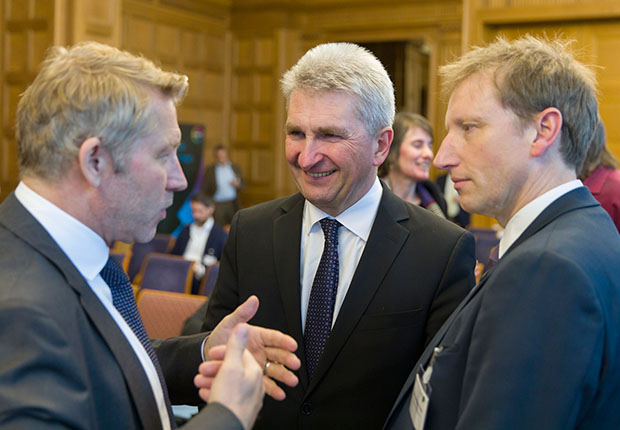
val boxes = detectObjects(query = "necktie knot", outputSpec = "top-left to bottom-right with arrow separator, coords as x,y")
319,218 -> 341,243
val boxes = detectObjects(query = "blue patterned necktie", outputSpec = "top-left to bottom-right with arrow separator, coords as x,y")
304,218 -> 341,379
100,256 -> 174,427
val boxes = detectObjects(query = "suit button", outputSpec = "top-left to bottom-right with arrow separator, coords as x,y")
301,402 -> 312,415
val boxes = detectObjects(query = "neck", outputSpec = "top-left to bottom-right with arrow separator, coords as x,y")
388,170 -> 417,200
22,173 -> 104,240
496,164 -> 577,226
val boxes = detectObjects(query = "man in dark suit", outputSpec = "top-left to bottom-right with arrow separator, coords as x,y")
385,36 -> 620,429
0,41 -> 300,430
171,192 -> 228,293
202,42 -> 475,429
202,145 -> 245,226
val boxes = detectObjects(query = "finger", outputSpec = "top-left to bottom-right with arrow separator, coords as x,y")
224,323 -> 249,364
225,296 -> 259,327
264,346 -> 301,371
263,360 -> 299,388
197,360 -> 222,377
194,374 -> 216,390
250,325 -> 298,353
198,387 -> 212,403
262,375 -> 287,401
207,345 -> 227,361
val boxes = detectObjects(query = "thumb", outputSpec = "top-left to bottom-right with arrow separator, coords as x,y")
225,323 -> 249,364
228,295 -> 259,326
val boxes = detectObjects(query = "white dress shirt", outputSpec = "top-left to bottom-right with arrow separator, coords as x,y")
183,218 -> 214,262
499,180 -> 583,258
15,182 -> 171,430
300,177 -> 383,331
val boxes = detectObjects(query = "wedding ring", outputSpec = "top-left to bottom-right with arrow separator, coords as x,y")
263,361 -> 272,375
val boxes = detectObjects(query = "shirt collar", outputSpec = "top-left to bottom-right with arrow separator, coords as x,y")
190,217 -> 214,233
303,176 -> 383,241
499,179 -> 582,257
14,181 -> 109,281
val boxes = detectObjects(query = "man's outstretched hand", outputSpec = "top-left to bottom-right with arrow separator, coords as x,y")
203,295 -> 301,400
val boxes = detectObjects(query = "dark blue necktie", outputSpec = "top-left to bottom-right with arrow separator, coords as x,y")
100,257 -> 174,427
304,218 -> 341,379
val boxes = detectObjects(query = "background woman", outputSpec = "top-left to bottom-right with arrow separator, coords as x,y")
379,112 -> 447,218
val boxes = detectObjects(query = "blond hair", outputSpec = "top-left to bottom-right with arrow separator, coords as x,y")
17,41 -> 188,179
440,35 -> 598,171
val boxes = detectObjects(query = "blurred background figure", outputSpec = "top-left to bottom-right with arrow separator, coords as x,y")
579,119 -> 620,232
171,191 -> 227,293
379,112 -> 447,218
436,172 -> 471,228
202,145 -> 245,227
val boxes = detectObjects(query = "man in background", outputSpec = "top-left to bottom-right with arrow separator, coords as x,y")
0,41 -> 300,430
202,42 -> 475,429
202,145 -> 245,226
171,191 -> 228,293
385,36 -> 620,430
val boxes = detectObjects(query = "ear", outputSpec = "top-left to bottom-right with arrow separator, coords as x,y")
372,126 -> 394,167
530,107 -> 562,158
78,137 -> 110,187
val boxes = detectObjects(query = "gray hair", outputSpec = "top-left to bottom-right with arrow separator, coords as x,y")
440,35 -> 598,172
17,41 -> 188,180
281,42 -> 395,136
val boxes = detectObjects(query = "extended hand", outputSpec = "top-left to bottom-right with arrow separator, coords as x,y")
204,296 -> 301,400
196,324 -> 263,430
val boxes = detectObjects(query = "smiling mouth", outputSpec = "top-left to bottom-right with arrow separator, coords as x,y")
306,170 -> 336,178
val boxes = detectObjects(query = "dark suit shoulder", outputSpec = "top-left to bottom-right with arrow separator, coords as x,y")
233,193 -> 304,223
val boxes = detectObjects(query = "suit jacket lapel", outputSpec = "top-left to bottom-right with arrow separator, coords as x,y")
504,187 -> 598,257
385,187 -> 599,427
272,194 -> 308,388
307,188 -> 410,393
1,194 -> 162,429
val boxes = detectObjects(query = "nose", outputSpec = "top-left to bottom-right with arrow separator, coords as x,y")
422,143 -> 434,160
433,133 -> 456,170
167,154 -> 188,191
296,138 -> 323,170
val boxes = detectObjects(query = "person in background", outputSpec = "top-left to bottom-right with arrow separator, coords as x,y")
385,35 -> 620,430
171,191 -> 228,294
202,145 -> 245,227
201,42 -> 475,430
0,41 -> 300,430
436,172 -> 471,227
579,119 -> 620,232
379,112 -> 447,218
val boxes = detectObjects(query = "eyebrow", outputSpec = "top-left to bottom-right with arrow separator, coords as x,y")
285,123 -> 349,137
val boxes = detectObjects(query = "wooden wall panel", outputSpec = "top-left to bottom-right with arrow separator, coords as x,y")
229,0 -> 464,206
122,0 -> 231,176
1,0 -> 54,201
465,0 -> 620,227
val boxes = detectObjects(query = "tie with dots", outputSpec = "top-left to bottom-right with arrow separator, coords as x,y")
100,257 -> 174,427
304,218 -> 341,380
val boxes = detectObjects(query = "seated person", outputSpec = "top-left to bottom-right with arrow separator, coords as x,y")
378,112 -> 447,218
579,119 -> 620,232
171,192 -> 227,293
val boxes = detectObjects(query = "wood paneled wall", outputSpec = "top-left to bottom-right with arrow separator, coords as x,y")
1,0 -> 55,201
2,0 -> 620,226
230,0 -> 464,206
464,0 -> 620,227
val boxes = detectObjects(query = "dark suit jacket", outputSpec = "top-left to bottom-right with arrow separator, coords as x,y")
0,194 -> 241,429
385,187 -> 620,429
202,185 -> 476,429
170,222 -> 228,261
